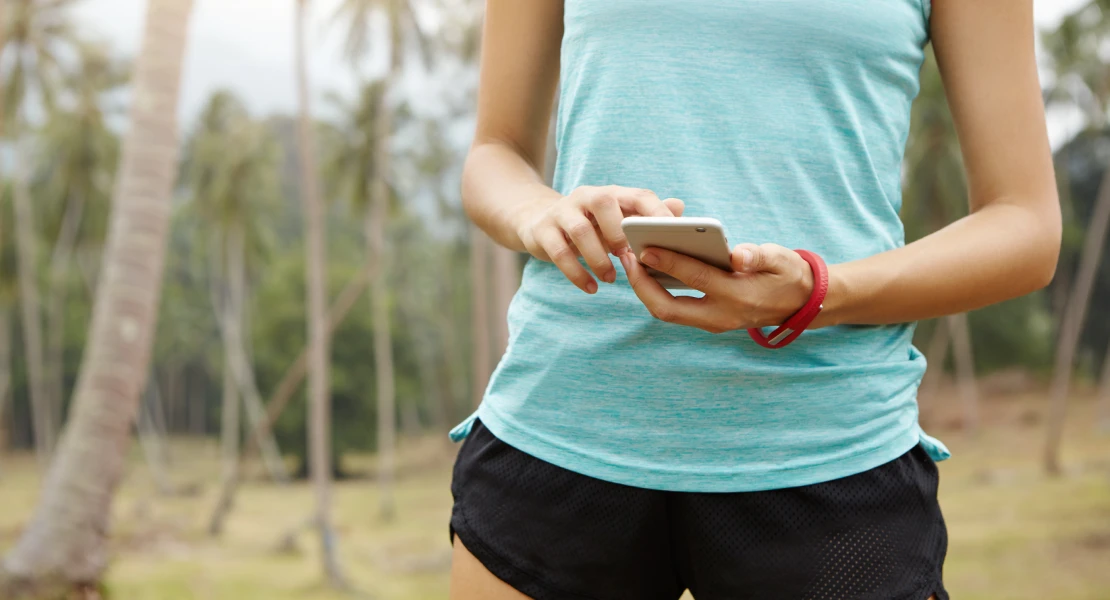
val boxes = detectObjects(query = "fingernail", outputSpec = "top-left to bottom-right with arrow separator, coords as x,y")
741,249 -> 753,270
614,246 -> 631,257
603,270 -> 616,284
641,251 -> 659,267
586,281 -> 598,294
619,253 -> 631,271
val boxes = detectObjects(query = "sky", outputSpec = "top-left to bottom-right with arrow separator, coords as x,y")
72,0 -> 1091,143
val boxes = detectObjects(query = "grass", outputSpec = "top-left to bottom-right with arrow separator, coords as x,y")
1,390 -> 1109,599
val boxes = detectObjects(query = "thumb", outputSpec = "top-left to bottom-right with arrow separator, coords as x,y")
731,243 -> 768,273
663,198 -> 685,217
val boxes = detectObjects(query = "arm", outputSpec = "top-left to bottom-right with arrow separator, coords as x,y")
623,0 -> 1060,333
463,0 -> 682,295
816,0 -> 1060,326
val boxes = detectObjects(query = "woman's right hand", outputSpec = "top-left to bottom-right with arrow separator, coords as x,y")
515,185 -> 685,294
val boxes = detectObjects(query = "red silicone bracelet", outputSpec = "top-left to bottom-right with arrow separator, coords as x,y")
747,250 -> 829,349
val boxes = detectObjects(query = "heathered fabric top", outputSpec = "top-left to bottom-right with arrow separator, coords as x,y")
450,0 -> 950,492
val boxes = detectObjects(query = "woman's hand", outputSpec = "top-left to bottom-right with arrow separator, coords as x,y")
516,186 -> 685,294
621,243 -> 815,334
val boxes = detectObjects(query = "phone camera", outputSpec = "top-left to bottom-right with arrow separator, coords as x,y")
695,227 -> 706,232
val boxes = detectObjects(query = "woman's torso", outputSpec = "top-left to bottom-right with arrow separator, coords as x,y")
452,0 -> 949,492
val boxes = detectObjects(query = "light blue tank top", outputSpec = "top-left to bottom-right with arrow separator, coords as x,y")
451,0 -> 950,492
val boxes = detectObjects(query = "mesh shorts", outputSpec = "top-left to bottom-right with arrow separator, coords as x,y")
450,419 -> 949,600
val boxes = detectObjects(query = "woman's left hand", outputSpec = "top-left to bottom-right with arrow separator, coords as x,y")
620,244 -> 816,334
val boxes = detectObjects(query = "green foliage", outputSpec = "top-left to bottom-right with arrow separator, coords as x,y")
1,0 -> 82,127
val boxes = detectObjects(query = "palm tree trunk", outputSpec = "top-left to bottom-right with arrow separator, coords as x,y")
215,247 -> 241,497
919,319 -> 950,402
295,0 -> 346,587
245,265 -> 372,459
44,190 -> 87,445
137,382 -> 174,495
947,312 -> 979,434
0,307 -> 11,454
469,226 -> 491,408
207,228 -> 289,536
372,20 -> 402,520
208,265 -> 373,534
0,1 -> 193,594
223,226 -> 287,482
1045,164 -> 1110,474
492,246 -> 518,355
366,202 -> 396,521
435,273 -> 462,427
11,139 -> 53,465
1097,340 -> 1110,432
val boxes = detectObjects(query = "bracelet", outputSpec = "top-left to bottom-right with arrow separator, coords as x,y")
747,250 -> 829,349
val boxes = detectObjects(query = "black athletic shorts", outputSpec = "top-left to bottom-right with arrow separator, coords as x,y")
449,419 -> 949,600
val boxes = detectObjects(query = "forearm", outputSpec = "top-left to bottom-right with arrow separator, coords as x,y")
462,140 -> 561,251
815,198 -> 1061,328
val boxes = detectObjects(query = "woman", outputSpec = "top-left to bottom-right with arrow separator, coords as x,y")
450,1 -> 1059,599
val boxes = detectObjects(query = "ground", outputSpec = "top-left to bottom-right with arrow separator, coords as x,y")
1,389 -> 1109,600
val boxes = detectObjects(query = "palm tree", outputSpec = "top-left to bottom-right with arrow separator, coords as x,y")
0,184 -> 14,456
469,226 -> 491,407
181,92 -> 288,498
1041,1 -> 1110,473
35,42 -> 126,447
322,79 -> 408,517
903,48 -> 980,430
2,0 -> 82,463
295,0 -> 347,587
0,0 -> 194,595
333,0 -> 430,521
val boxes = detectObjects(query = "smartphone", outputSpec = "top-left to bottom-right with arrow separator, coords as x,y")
620,217 -> 732,289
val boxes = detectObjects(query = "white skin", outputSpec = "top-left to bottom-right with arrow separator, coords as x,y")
453,0 -> 1061,596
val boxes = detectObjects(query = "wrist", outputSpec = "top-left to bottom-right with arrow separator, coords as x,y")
810,263 -> 847,329
507,190 -> 560,244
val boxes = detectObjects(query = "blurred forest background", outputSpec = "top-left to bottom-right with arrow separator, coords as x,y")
0,0 -> 1109,599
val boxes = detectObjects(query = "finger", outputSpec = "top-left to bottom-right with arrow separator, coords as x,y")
614,187 -> 674,217
731,243 -> 760,273
557,210 -> 617,284
731,243 -> 794,274
621,252 -> 705,326
639,247 -> 723,294
584,191 -> 631,255
538,227 -> 597,293
662,198 -> 685,217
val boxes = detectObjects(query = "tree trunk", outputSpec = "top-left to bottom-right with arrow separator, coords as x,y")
166,360 -> 183,434
44,190 -> 87,447
217,264 -> 241,500
437,261 -> 463,426
0,1 -> 193,595
1045,164 -> 1110,474
137,382 -> 174,495
207,265 -> 373,532
947,312 -> 979,434
246,266 -> 372,459
0,308 -> 11,455
146,367 -> 170,463
366,195 -> 396,522
295,0 -> 346,587
919,319 -> 950,402
221,226 -> 287,483
206,230 -> 289,535
372,18 -> 401,520
189,369 -> 205,436
469,226 -> 491,409
492,246 -> 518,356
12,139 -> 53,465
1097,339 -> 1110,432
